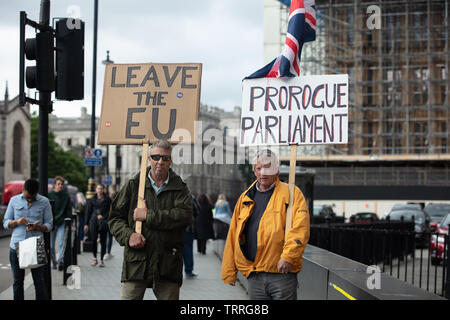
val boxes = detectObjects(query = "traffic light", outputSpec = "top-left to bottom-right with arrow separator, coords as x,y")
55,18 -> 84,101
24,30 -> 55,92
19,12 -> 85,106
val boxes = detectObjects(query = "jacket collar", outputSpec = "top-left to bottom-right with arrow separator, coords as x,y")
139,166 -> 185,192
243,177 -> 281,203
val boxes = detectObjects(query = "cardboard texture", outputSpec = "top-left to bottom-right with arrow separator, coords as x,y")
98,63 -> 202,145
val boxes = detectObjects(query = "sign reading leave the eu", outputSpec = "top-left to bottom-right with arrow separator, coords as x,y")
98,63 -> 202,145
240,74 -> 348,146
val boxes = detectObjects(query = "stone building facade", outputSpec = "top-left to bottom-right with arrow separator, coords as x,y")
0,85 -> 31,194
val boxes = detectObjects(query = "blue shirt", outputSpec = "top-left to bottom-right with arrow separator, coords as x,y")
148,172 -> 169,196
3,193 -> 53,250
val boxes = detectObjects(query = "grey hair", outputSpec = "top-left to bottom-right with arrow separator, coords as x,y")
251,149 -> 279,170
150,139 -> 172,152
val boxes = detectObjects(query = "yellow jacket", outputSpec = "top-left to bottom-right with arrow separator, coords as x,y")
221,178 -> 310,284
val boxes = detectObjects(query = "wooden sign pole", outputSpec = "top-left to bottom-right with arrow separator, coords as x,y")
285,144 -> 298,234
135,142 -> 149,234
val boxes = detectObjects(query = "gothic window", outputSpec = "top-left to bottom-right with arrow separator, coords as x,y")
13,122 -> 24,173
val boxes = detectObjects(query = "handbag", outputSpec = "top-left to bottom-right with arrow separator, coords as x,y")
15,236 -> 48,269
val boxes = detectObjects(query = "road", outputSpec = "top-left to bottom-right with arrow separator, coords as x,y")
0,236 -> 13,294
377,248 -> 446,297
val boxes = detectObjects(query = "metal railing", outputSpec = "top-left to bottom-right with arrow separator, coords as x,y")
309,222 -> 449,298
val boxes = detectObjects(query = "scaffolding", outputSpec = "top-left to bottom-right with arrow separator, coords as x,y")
275,0 -> 450,157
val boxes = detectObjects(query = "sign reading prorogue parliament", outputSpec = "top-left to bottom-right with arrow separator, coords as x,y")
240,74 -> 348,147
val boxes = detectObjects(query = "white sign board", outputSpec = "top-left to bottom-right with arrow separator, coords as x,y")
240,74 -> 348,146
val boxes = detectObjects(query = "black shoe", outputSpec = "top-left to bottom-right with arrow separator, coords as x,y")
58,263 -> 64,271
186,272 -> 198,278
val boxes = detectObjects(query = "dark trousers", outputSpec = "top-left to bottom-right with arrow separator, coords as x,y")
197,239 -> 207,254
90,222 -> 107,260
9,249 -> 48,300
106,230 -> 113,254
183,231 -> 195,274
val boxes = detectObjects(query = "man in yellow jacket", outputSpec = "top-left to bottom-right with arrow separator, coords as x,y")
221,149 -> 310,300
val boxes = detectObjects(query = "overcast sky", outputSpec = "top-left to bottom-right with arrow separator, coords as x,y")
0,0 -> 264,118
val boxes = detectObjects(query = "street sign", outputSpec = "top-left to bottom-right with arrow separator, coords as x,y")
102,175 -> 112,185
84,147 -> 103,166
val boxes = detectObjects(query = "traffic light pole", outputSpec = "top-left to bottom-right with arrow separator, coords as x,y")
38,0 -> 52,301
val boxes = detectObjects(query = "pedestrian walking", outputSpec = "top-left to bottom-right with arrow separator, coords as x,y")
84,184 -> 112,268
108,140 -> 193,300
3,179 -> 53,300
48,176 -> 73,271
104,191 -> 116,260
184,194 -> 200,278
75,192 -> 86,245
195,194 -> 215,255
213,193 -> 233,239
221,149 -> 310,300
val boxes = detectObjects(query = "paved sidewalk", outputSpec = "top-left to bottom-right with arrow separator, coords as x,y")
17,240 -> 248,300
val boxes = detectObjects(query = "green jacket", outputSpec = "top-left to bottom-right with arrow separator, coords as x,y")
48,189 -> 72,226
108,167 -> 193,286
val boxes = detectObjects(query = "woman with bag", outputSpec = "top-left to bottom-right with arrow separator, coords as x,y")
213,194 -> 233,239
84,184 -> 111,267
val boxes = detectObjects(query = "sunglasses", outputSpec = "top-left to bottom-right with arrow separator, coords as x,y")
150,154 -> 171,161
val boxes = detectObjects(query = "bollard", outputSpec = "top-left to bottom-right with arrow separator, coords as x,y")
72,212 -> 79,265
63,218 -> 72,285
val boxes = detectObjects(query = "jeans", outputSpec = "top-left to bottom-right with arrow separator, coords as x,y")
9,249 -> 48,300
247,272 -> 298,300
51,224 -> 65,264
78,215 -> 85,241
183,231 -> 195,274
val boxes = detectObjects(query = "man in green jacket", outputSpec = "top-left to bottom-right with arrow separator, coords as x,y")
108,140 -> 193,300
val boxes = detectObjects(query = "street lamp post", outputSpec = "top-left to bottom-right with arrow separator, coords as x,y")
89,0 -> 98,180
102,50 -> 113,193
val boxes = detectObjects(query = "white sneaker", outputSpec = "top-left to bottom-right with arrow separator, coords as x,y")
104,253 -> 113,260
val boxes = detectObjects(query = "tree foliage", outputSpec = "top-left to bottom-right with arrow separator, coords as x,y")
30,114 -> 89,193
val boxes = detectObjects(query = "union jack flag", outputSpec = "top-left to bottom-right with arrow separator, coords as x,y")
245,0 -> 316,79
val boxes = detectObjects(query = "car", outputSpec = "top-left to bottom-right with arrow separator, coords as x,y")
349,212 -> 379,223
385,208 -> 431,247
430,213 -> 449,265
2,180 -> 25,205
391,203 -> 423,211
424,203 -> 450,230
313,205 -> 336,218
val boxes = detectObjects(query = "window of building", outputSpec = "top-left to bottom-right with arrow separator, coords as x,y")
13,122 -> 24,173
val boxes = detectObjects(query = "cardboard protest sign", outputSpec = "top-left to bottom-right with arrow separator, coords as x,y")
240,74 -> 348,146
98,63 -> 202,145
